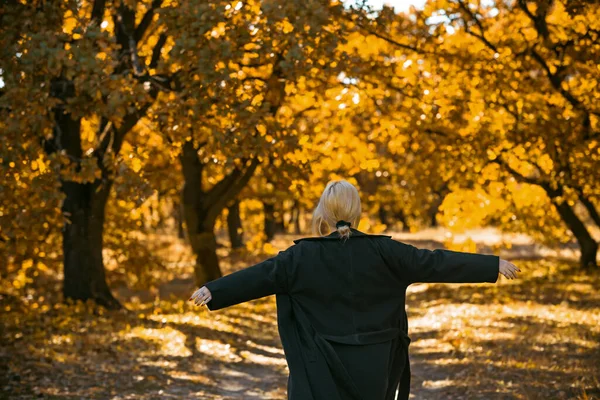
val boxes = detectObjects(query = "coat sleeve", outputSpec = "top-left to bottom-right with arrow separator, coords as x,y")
204,246 -> 294,311
382,239 -> 499,285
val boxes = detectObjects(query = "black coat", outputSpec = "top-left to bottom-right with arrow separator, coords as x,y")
205,228 -> 499,400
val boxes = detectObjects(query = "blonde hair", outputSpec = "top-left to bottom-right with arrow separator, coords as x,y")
312,180 -> 362,240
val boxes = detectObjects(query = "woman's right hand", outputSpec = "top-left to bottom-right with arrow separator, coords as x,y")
499,259 -> 520,280
189,286 -> 212,307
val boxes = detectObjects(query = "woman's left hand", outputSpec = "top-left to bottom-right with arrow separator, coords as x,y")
189,286 -> 212,306
499,259 -> 520,280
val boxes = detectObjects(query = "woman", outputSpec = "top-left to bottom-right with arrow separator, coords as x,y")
189,180 -> 519,400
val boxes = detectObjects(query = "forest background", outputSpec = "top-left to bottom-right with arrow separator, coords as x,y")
1,0 -> 599,398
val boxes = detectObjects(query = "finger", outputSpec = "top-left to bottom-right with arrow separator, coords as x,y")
195,294 -> 211,306
506,267 -> 515,279
192,288 -> 208,301
200,296 -> 212,306
190,290 -> 202,300
193,294 -> 204,304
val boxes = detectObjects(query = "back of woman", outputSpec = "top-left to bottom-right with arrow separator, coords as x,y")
189,180 -> 519,400
287,232 -> 411,400
289,233 -> 407,336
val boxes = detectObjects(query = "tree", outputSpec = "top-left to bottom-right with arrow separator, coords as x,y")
348,0 -> 600,268
1,0 -> 220,306
157,0 -> 355,285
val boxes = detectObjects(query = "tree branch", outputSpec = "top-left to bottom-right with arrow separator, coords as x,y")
242,76 -> 267,84
457,0 -> 499,53
205,166 -> 244,207
528,47 -> 582,108
494,155 -> 545,187
205,158 -> 260,224
91,0 -> 106,25
135,0 -> 164,42
150,33 -> 167,69
293,104 -> 317,119
114,6 -> 144,76
358,23 -> 424,53
517,0 -> 551,40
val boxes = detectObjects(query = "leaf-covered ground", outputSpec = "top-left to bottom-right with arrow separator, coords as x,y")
1,233 -> 599,399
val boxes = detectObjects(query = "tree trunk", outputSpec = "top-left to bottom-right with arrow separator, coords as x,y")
61,180 -> 121,309
428,198 -> 443,227
173,200 -> 186,239
290,200 -> 302,234
499,160 -> 598,269
181,196 -> 223,286
181,140 -> 258,286
187,225 -> 223,286
429,183 -> 449,228
264,202 -> 276,242
395,209 -> 410,232
378,206 -> 389,226
295,207 -> 302,234
579,194 -> 600,229
275,205 -> 286,234
227,199 -> 244,249
552,198 -> 598,269
181,141 -> 222,286
48,80 -> 121,309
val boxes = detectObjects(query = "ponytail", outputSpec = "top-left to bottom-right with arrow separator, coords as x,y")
336,224 -> 351,240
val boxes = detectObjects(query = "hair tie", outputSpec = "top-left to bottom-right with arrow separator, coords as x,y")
335,220 -> 351,229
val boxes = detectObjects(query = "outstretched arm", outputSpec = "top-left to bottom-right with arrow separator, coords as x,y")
384,239 -> 519,284
189,247 -> 294,311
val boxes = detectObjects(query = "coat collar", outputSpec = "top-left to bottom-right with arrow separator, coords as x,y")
293,228 -> 391,244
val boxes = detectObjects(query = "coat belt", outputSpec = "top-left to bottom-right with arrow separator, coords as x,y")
320,328 -> 411,348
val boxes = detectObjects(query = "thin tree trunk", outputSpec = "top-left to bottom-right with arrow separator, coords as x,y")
264,202 -> 276,242
552,198 -> 598,269
379,206 -> 389,226
429,183 -> 449,228
295,206 -> 302,234
395,209 -> 410,232
428,197 -> 443,227
275,204 -> 286,234
227,199 -> 244,249
290,200 -> 302,234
